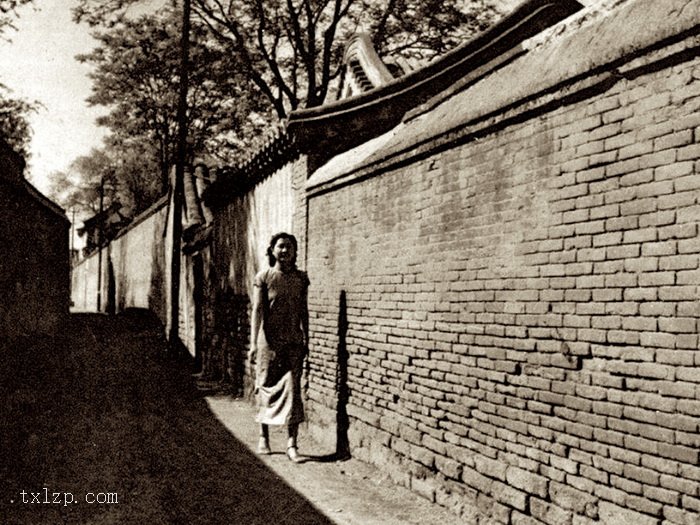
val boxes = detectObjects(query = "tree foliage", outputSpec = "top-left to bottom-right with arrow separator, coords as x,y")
63,7 -> 268,217
0,85 -> 35,156
47,143 -> 159,220
48,149 -> 123,218
0,1 -> 36,156
78,8 -> 267,183
0,0 -> 31,35
74,0 -> 501,119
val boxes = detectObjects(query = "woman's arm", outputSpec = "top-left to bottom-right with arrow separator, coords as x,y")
301,286 -> 309,351
249,284 -> 264,367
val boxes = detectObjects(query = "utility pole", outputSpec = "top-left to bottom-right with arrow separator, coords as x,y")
70,208 -> 75,253
96,177 -> 104,312
70,207 -> 75,266
169,0 -> 191,351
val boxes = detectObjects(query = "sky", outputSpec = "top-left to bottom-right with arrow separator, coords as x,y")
0,0 -> 107,195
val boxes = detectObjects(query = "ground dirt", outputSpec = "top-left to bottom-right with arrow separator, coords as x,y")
0,311 -> 462,524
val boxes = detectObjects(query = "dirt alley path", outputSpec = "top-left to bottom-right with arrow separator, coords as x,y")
0,311 -> 461,525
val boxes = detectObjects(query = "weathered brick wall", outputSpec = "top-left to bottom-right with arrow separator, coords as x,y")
205,158 -> 306,391
305,4 -> 700,524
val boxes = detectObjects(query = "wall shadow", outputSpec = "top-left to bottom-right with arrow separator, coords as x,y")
335,290 -> 351,460
302,290 -> 351,464
107,258 -> 116,315
0,311 -> 333,525
205,196 -> 256,396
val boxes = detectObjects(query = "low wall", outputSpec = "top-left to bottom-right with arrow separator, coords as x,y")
305,1 -> 700,523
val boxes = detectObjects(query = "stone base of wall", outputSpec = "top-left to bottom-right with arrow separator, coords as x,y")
305,403 -> 338,453
311,411 -> 673,524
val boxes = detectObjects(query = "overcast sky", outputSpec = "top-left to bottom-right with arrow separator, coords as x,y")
0,0 -> 107,194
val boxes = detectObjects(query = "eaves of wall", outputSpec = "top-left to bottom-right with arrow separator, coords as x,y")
111,194 -> 169,243
306,0 -> 700,196
202,128 -> 299,210
289,0 -> 583,154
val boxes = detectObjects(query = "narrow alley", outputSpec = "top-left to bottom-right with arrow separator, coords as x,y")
0,311 -> 458,525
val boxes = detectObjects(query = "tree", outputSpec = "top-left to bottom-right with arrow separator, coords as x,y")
0,0 -> 31,35
0,85 -> 35,156
47,149 -> 117,218
74,7 -> 268,213
1,1 -> 36,156
193,0 -> 500,118
74,0 -> 501,120
78,8 -> 267,176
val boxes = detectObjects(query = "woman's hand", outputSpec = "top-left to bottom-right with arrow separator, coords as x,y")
247,346 -> 257,370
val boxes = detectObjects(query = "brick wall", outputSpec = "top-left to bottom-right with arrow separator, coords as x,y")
304,3 -> 700,523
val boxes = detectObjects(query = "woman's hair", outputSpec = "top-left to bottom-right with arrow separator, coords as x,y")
267,232 -> 298,267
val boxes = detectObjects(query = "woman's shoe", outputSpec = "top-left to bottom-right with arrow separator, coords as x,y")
257,437 -> 271,455
286,446 -> 302,463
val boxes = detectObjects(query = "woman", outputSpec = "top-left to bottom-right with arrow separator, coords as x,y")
248,232 -> 309,462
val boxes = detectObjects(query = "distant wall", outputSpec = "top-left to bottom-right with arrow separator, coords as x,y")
111,199 -> 169,322
304,1 -> 700,523
71,198 -> 168,327
70,252 -> 101,312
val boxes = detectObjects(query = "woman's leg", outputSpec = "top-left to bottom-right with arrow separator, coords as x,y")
287,423 -> 298,448
258,424 -> 271,454
286,423 -> 301,462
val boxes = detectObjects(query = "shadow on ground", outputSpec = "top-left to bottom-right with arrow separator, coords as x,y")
0,310 -> 333,524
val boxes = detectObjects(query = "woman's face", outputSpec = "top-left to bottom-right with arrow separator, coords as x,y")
273,237 -> 296,264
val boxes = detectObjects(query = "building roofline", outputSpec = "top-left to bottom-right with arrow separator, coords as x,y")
22,180 -> 70,223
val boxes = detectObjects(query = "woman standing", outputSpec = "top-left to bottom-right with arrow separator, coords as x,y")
248,232 -> 309,462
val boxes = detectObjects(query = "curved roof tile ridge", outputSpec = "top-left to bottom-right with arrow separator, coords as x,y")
288,0 -> 583,139
339,33 -> 396,97
204,122 -> 299,207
